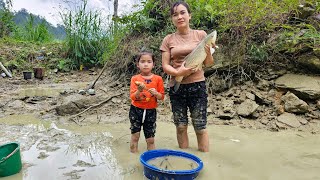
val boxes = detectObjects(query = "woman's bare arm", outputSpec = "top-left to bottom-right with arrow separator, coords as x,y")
161,51 -> 194,76
203,44 -> 214,67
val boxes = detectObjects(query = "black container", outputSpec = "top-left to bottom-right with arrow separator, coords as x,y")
33,67 -> 44,80
23,71 -> 32,80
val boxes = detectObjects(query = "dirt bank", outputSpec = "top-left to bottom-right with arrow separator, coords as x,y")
1,70 -> 320,180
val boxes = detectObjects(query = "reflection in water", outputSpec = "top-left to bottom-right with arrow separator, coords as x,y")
0,116 -> 123,180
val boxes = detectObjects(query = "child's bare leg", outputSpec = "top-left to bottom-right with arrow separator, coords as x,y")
130,132 -> 140,153
146,137 -> 155,150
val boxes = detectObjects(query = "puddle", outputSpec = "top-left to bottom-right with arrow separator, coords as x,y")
0,114 -> 50,127
17,82 -> 88,98
18,88 -> 61,98
0,115 -> 123,180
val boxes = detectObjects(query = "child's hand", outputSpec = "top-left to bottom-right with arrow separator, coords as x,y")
137,84 -> 145,92
148,88 -> 158,96
135,81 -> 146,92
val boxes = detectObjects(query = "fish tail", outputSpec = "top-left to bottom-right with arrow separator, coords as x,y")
174,82 -> 181,92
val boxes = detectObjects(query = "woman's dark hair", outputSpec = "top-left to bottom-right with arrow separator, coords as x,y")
135,51 -> 155,63
170,1 -> 191,15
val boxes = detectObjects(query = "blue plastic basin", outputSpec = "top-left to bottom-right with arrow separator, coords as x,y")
140,149 -> 203,180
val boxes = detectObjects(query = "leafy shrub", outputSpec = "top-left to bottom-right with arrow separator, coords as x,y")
248,44 -> 269,62
116,0 -> 173,34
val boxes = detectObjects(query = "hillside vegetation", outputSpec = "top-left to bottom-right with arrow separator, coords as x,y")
0,0 -> 319,92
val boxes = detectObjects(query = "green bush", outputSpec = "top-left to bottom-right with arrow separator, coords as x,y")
116,0 -> 173,34
0,5 -> 15,37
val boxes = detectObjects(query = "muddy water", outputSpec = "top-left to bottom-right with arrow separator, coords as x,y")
18,88 -> 61,98
0,115 -> 122,180
147,156 -> 199,170
0,115 -> 320,180
17,82 -> 88,98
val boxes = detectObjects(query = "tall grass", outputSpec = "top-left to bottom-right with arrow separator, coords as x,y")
59,0 -> 108,68
12,15 -> 53,42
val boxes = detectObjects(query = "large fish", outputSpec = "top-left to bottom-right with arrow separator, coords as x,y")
174,30 -> 217,91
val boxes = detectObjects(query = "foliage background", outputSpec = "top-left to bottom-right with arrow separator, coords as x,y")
0,0 -> 319,90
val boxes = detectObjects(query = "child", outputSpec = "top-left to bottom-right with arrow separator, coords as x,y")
129,51 -> 165,153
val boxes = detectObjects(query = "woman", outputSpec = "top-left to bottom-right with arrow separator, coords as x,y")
160,1 -> 215,152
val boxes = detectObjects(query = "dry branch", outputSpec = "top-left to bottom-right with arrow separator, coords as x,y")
69,92 -> 123,123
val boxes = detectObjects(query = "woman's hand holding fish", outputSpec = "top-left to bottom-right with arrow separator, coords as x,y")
205,44 -> 211,55
177,61 -> 195,77
205,44 -> 218,55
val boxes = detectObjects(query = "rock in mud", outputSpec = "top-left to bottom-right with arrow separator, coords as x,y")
237,99 -> 259,117
281,92 -> 309,114
317,100 -> 320,110
37,152 -> 49,159
275,74 -> 320,100
73,160 -> 96,167
277,113 -> 302,128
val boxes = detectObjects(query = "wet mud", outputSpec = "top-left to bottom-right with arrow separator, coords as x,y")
1,117 -> 320,180
1,72 -> 320,180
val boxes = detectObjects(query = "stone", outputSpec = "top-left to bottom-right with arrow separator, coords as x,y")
257,80 -> 270,91
87,89 -> 95,95
217,110 -> 236,120
260,118 -> 269,125
276,121 -> 288,129
317,100 -> 320,110
237,99 -> 259,117
78,89 -> 86,95
296,55 -> 320,73
277,113 -> 301,128
275,74 -> 320,100
246,92 -> 255,101
252,90 -> 272,105
281,92 -> 309,114
222,99 -> 234,113
298,118 -> 308,125
55,103 -> 80,116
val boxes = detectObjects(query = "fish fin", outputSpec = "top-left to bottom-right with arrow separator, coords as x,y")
174,82 -> 181,92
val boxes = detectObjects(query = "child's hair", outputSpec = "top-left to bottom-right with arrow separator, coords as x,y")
170,1 -> 191,15
135,51 -> 155,63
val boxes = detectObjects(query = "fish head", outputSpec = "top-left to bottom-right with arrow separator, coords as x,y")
205,30 -> 217,47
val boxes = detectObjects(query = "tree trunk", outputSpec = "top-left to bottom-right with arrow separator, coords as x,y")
113,0 -> 118,18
